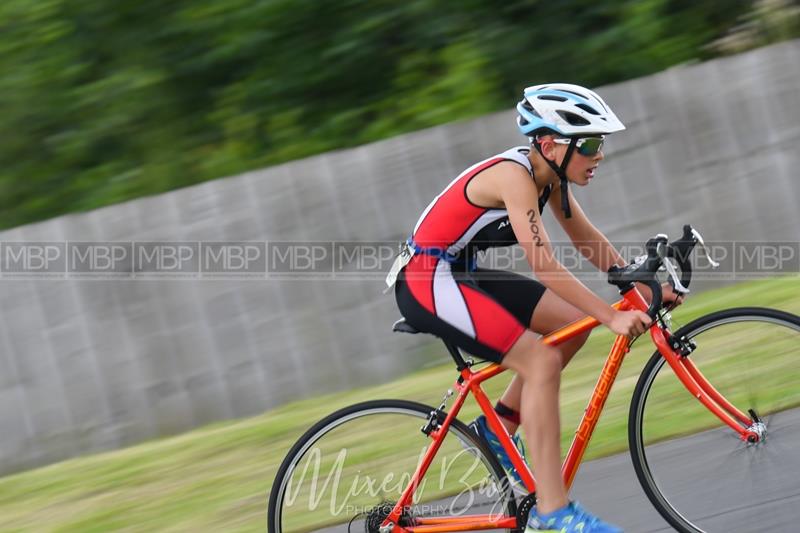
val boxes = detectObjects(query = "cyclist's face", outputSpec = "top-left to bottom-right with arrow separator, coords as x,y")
550,140 -> 605,186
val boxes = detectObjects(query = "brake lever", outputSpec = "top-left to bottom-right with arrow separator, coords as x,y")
691,228 -> 719,269
663,257 -> 690,294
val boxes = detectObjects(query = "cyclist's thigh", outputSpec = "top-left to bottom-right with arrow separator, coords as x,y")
529,289 -> 586,335
471,268 -> 546,330
472,267 -> 585,335
473,267 -> 586,334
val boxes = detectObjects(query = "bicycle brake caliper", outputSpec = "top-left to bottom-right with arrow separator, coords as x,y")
668,334 -> 697,358
421,389 -> 452,437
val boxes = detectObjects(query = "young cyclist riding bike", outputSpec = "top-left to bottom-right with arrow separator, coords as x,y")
393,83 -> 684,532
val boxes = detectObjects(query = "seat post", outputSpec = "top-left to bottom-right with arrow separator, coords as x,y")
443,340 -> 469,370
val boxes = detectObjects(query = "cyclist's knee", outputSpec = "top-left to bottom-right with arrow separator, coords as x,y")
503,332 -> 561,382
531,345 -> 561,384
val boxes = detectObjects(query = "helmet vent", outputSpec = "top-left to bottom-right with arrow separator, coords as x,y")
521,100 -> 542,118
561,89 -> 588,100
538,94 -> 567,102
558,111 -> 590,126
575,103 -> 600,115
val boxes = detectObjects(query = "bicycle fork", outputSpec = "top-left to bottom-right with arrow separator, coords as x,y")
651,325 -> 762,443
617,284 -> 763,443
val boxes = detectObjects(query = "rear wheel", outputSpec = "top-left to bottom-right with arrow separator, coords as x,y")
629,307 -> 800,532
268,399 -> 517,532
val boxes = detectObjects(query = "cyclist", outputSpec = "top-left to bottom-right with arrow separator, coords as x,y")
392,83 -> 684,532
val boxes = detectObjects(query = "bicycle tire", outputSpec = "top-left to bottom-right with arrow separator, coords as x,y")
268,399 -> 518,533
629,307 -> 800,532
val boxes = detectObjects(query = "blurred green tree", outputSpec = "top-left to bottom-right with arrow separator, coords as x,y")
0,0 -> 791,229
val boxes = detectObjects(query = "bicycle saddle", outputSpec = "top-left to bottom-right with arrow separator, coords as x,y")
392,318 -> 471,369
392,318 -> 421,334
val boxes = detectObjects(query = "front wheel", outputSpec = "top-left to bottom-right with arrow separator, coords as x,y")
629,307 -> 800,532
268,399 -> 517,532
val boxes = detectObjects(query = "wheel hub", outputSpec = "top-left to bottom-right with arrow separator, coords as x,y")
746,420 -> 767,443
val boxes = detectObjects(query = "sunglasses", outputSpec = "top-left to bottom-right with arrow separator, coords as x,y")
552,136 -> 605,156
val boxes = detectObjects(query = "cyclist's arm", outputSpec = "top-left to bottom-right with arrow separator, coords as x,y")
548,185 -> 626,271
501,167 -> 616,324
550,186 -> 683,305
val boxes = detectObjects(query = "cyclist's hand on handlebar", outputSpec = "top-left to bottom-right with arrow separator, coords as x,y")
608,310 -> 652,337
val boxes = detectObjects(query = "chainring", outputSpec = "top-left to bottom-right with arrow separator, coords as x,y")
514,492 -> 537,532
362,501 -> 415,532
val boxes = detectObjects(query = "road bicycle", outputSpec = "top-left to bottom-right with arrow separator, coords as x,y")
268,225 -> 800,532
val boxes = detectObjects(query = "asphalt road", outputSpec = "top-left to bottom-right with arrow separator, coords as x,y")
317,407 -> 800,532
577,406 -> 800,532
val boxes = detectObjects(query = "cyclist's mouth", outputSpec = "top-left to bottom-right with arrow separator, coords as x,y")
587,167 -> 597,179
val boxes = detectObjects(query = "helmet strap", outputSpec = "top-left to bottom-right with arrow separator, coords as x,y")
533,136 -> 578,219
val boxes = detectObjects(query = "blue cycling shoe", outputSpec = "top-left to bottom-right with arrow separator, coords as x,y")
526,501 -> 622,533
469,414 -> 527,488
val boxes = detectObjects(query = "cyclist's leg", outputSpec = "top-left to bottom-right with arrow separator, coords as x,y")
504,333 -> 621,530
501,330 -> 568,514
474,269 -> 591,434
471,268 -> 546,434
473,275 -> 620,527
530,290 -> 592,367
397,264 -> 567,501
497,290 -> 593,432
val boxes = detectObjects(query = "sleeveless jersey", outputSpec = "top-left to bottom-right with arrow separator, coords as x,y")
402,147 -> 551,317
410,146 -> 550,258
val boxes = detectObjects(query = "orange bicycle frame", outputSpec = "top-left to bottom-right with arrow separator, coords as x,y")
383,287 -> 759,532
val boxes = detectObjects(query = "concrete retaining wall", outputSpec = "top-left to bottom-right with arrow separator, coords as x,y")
0,41 -> 798,474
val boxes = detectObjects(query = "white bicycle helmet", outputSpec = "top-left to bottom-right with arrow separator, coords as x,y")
515,83 -> 626,218
516,83 -> 625,137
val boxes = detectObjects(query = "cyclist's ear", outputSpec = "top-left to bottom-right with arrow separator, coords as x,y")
533,135 -> 559,162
